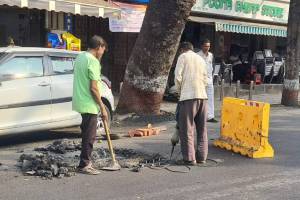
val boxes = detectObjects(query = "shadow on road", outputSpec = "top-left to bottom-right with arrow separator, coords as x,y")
0,128 -> 81,147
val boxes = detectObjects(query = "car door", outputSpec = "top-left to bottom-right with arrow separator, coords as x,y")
0,53 -> 51,133
48,54 -> 79,122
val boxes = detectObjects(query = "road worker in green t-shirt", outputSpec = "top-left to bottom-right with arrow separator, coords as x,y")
73,35 -> 108,175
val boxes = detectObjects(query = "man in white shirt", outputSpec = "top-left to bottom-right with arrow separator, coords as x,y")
198,39 -> 218,123
174,42 -> 208,165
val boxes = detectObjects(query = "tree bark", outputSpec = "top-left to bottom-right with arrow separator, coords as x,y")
281,0 -> 300,106
116,0 -> 196,114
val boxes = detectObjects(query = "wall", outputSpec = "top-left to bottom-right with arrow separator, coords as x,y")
73,16 -> 138,93
0,6 -> 45,47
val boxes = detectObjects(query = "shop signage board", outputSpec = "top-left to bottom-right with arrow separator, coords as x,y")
192,0 -> 289,24
109,2 -> 146,32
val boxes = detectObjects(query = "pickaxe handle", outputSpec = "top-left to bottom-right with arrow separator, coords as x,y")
103,119 -> 117,163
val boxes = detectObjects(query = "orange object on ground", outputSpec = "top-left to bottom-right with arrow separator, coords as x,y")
128,124 -> 161,137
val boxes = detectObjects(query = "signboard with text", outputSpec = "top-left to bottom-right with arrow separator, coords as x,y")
109,2 -> 146,32
192,0 -> 289,24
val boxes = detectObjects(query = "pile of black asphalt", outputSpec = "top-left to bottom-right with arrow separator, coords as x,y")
19,139 -> 166,179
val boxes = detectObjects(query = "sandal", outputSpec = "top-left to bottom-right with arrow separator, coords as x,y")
77,165 -> 101,175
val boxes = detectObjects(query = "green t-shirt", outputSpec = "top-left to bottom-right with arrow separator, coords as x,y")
72,52 -> 102,114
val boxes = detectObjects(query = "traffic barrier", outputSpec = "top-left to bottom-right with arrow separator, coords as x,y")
214,97 -> 274,158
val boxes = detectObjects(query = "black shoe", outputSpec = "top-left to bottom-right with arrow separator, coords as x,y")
207,118 -> 218,123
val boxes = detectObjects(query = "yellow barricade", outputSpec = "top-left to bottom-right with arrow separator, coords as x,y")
213,97 -> 274,158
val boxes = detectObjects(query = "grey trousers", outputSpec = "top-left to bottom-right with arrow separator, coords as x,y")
178,99 -> 208,162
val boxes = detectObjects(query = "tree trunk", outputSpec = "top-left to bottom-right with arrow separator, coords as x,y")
116,0 -> 196,114
281,0 -> 300,106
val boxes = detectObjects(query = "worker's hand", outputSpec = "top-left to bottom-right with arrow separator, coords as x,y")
100,107 -> 109,123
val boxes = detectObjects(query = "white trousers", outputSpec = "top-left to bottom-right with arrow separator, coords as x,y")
206,83 -> 215,119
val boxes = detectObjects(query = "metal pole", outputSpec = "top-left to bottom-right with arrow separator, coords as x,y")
249,81 -> 254,100
220,79 -> 225,101
236,80 -> 240,98
229,64 -> 232,86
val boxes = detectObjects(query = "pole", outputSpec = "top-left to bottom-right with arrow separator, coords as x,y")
249,81 -> 254,100
236,80 -> 240,98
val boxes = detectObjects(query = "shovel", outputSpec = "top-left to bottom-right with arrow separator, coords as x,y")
101,119 -> 121,171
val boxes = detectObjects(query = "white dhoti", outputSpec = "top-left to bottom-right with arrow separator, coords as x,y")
198,50 -> 215,120
206,83 -> 214,120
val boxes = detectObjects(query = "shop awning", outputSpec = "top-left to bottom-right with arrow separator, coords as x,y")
215,22 -> 287,37
0,0 -> 121,18
189,16 -> 287,37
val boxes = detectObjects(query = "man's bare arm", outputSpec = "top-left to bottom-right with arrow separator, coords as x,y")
90,80 -> 108,121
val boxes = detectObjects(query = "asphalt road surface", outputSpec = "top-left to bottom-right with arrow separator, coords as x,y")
1,104 -> 300,200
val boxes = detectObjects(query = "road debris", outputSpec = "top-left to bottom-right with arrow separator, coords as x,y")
16,149 -> 24,153
19,152 -> 77,179
17,139 -> 221,178
18,139 -> 167,179
101,133 -> 122,140
34,139 -> 81,154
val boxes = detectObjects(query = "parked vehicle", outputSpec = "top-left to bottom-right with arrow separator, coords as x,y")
0,47 -> 114,135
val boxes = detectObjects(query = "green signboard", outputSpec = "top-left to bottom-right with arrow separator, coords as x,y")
192,0 -> 289,24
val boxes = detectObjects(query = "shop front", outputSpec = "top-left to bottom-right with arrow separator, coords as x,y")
0,0 -> 126,90
184,0 -> 290,83
0,0 -> 121,47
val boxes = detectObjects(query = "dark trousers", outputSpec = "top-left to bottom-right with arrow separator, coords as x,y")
178,99 -> 208,162
79,113 -> 97,168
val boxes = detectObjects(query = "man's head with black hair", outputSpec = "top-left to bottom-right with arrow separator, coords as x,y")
88,35 -> 107,49
201,39 -> 211,46
201,38 -> 211,54
88,35 -> 107,59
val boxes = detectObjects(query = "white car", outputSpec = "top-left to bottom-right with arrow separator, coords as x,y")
0,47 -> 114,135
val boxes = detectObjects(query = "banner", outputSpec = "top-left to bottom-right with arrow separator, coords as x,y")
109,2 -> 147,32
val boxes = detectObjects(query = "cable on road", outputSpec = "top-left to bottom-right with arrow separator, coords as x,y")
131,148 -> 222,174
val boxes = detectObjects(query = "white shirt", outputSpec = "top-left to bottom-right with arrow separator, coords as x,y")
198,50 -> 214,84
175,50 -> 208,101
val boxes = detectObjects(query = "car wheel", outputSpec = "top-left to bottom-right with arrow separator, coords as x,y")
96,103 -> 112,135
